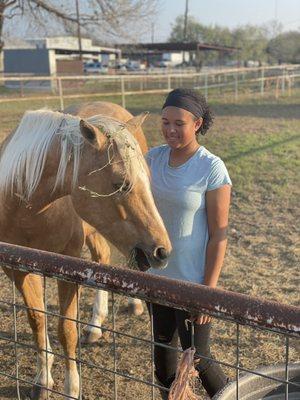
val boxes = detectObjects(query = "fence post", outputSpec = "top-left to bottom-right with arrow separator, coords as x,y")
234,71 -> 238,101
275,77 -> 280,99
167,74 -> 171,91
260,68 -> 264,96
281,69 -> 286,94
288,76 -> 292,97
121,76 -> 126,108
140,77 -> 143,91
204,74 -> 208,100
20,79 -> 24,98
58,78 -> 64,110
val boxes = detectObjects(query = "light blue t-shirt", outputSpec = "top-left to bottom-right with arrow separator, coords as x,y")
146,145 -> 232,284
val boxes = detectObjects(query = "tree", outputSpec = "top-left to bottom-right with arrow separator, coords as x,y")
231,25 -> 269,64
267,31 -> 300,64
169,16 -> 234,66
0,0 -> 159,65
169,15 -> 206,42
169,16 -> 271,66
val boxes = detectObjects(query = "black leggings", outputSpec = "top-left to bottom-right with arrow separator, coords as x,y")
149,303 -> 228,398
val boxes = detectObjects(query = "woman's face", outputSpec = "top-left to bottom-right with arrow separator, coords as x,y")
161,106 -> 202,150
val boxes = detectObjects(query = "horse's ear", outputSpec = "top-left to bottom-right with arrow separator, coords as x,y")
80,120 -> 97,144
125,112 -> 149,133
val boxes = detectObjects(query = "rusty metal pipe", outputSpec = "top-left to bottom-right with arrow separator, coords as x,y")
0,241 -> 299,335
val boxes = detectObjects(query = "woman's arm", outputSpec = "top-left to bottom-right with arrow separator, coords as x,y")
192,185 -> 231,325
204,184 -> 231,288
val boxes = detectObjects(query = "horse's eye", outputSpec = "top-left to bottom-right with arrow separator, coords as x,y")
113,181 -> 131,193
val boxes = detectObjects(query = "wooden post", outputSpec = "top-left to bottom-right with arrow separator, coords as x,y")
281,70 -> 285,94
234,71 -> 238,101
275,77 -> 279,99
58,78 -> 64,110
288,76 -> 292,97
260,68 -> 264,96
167,74 -> 171,91
121,76 -> 126,108
20,79 -> 24,98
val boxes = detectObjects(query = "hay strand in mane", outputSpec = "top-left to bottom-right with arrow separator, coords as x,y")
168,348 -> 200,400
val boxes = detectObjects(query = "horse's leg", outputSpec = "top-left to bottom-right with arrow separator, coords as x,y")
2,268 -> 54,399
82,228 -> 110,344
57,280 -> 80,399
84,226 -> 144,341
82,289 -> 108,344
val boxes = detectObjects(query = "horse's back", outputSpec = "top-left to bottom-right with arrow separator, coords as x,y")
64,101 -> 148,154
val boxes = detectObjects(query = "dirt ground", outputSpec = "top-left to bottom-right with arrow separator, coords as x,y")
0,92 -> 299,399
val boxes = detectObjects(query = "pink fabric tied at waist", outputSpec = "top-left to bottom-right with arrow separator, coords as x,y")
168,347 -> 200,400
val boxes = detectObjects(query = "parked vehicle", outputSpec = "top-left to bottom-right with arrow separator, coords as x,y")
83,61 -> 108,74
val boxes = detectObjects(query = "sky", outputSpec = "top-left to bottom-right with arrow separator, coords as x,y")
151,0 -> 300,42
4,0 -> 300,43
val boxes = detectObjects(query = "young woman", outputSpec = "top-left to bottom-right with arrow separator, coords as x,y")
146,88 -> 232,399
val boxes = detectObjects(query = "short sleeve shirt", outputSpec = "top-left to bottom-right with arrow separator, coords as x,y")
146,145 -> 232,284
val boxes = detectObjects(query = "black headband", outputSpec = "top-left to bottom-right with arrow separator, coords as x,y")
162,89 -> 204,118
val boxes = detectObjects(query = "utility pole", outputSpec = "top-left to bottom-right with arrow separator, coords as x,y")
183,0 -> 189,42
151,22 -> 155,43
75,0 -> 83,60
183,0 -> 189,63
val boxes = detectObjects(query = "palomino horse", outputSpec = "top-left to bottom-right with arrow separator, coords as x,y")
65,101 -> 149,344
0,107 -> 171,399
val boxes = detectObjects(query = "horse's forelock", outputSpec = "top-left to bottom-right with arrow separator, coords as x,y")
85,114 -> 149,194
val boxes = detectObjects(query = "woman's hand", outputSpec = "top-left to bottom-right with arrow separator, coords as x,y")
190,314 -> 212,325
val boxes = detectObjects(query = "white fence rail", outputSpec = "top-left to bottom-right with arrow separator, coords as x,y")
0,64 -> 299,110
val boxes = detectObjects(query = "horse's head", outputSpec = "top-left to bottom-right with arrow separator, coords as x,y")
71,114 -> 171,271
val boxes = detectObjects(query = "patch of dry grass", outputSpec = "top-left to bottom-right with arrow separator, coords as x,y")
0,91 -> 299,399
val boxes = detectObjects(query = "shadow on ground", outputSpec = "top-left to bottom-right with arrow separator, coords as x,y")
209,103 -> 300,119
0,385 -> 30,399
223,134 -> 300,162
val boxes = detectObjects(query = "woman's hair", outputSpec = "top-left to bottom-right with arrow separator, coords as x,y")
162,88 -> 214,136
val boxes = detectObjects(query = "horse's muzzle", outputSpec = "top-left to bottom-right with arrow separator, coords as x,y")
134,245 -> 169,271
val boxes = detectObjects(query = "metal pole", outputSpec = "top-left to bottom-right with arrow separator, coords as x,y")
275,77 -> 279,99
121,76 -> 126,108
260,68 -> 264,96
167,74 -> 171,91
281,70 -> 285,94
150,303 -> 155,400
204,73 -> 208,100
12,268 -> 21,400
58,78 -> 64,110
112,293 -> 118,399
183,0 -> 189,63
288,76 -> 292,97
285,336 -> 289,400
235,71 -> 238,101
236,323 -> 240,400
75,0 -> 83,60
20,79 -> 24,98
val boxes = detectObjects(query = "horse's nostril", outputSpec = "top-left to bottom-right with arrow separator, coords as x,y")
154,246 -> 168,261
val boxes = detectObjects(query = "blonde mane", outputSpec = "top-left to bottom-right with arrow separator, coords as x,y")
0,109 -> 146,201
